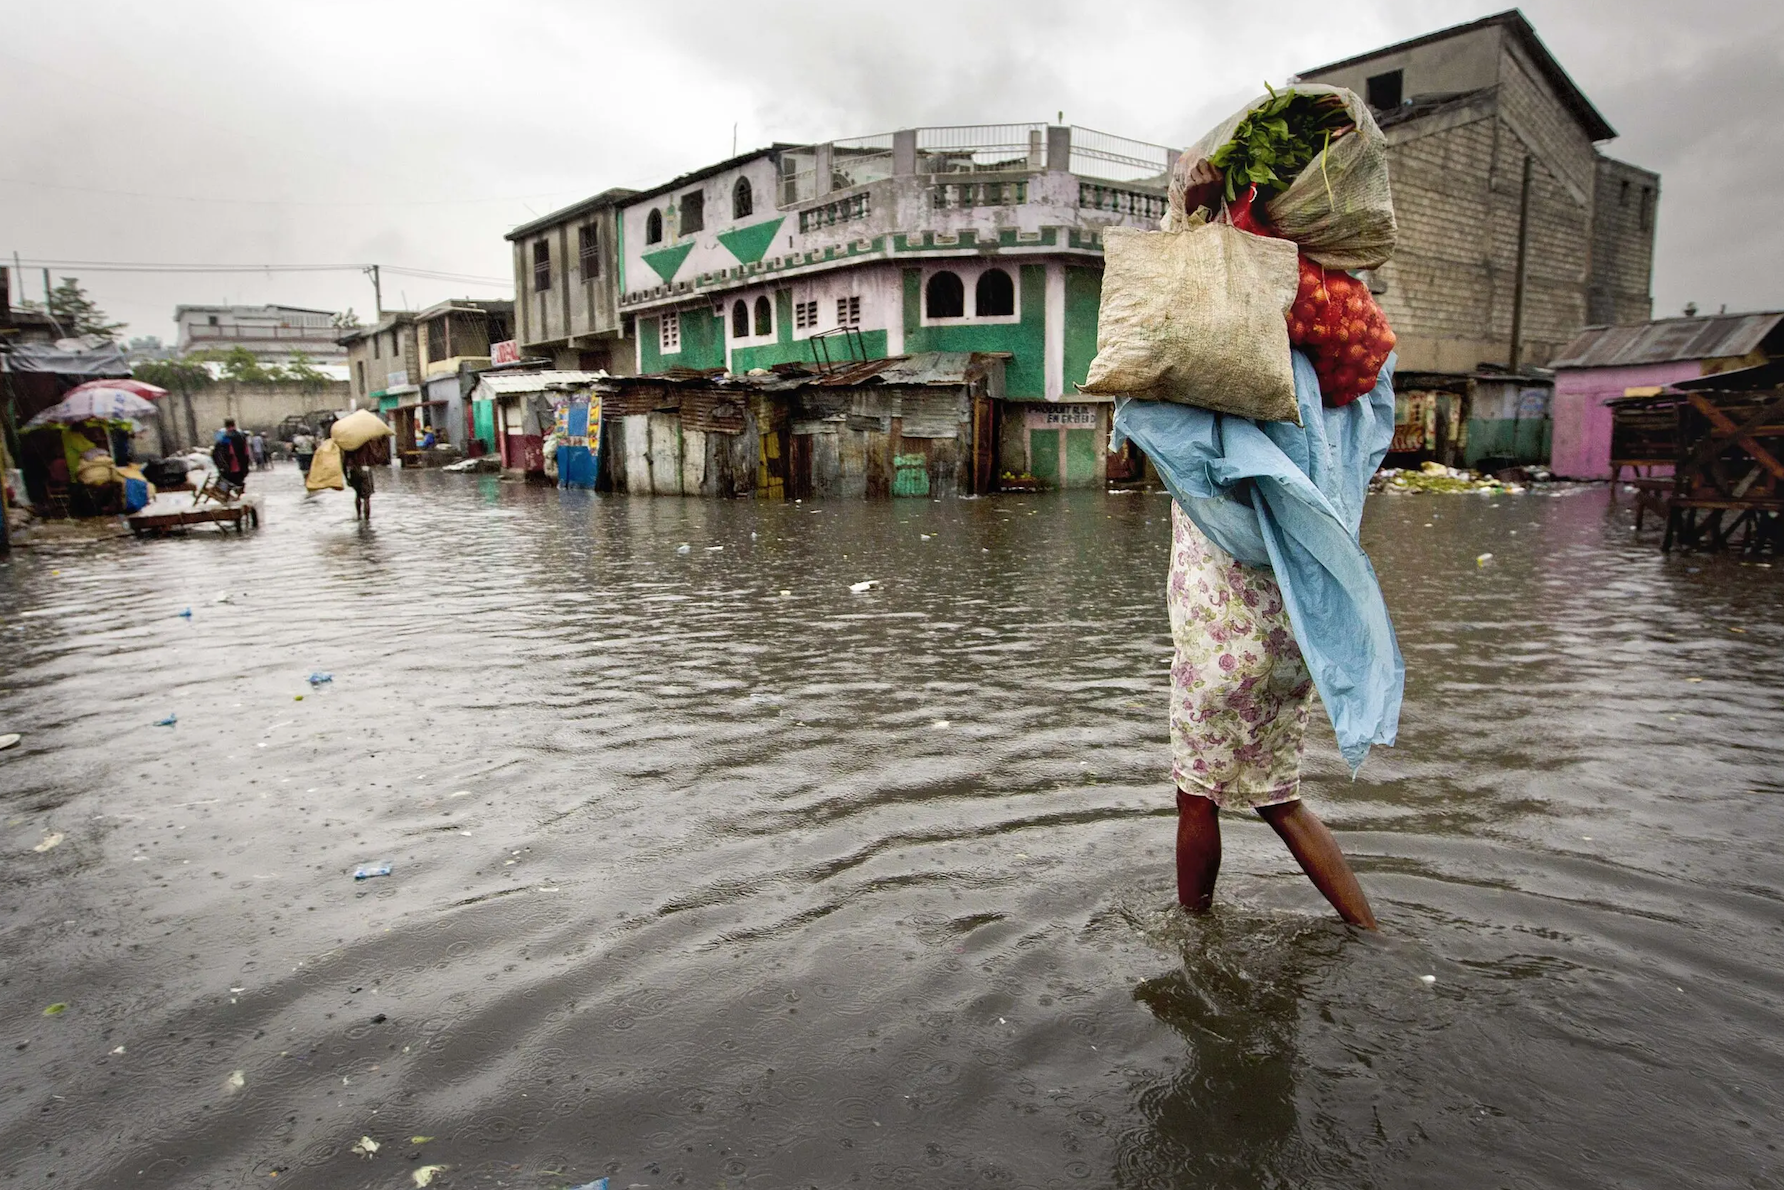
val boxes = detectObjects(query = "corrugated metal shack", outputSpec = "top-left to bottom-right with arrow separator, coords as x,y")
1550,312 -> 1784,479
596,351 -> 1007,498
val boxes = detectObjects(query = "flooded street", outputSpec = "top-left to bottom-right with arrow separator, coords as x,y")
4,471 -> 1782,1189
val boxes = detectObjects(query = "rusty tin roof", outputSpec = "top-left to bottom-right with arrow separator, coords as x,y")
1550,313 -> 1784,370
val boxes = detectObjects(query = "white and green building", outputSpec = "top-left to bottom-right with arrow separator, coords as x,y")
509,124 -> 1176,488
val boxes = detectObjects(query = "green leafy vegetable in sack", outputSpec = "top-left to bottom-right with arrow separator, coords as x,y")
1207,85 -> 1353,204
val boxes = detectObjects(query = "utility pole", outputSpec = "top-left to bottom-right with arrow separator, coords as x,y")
1508,154 -> 1534,373
365,264 -> 383,319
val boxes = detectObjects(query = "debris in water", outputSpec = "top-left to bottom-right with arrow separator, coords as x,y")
779,589 -> 792,596
226,1070 -> 245,1091
920,533 -> 933,541
1476,552 -> 1494,566
31,832 -> 63,853
1419,974 -> 1437,984
410,1136 -> 433,1144
306,672 -> 332,686
0,733 -> 18,751
931,720 -> 950,729
849,579 -> 881,593
177,608 -> 192,619
565,1181 -> 609,1190
350,1135 -> 379,1158
42,1003 -> 67,1016
154,714 -> 178,727
353,862 -> 393,880
412,1167 -> 448,1188
676,543 -> 691,554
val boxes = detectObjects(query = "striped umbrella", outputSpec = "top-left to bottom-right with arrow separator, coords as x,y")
63,379 -> 169,403
24,388 -> 161,429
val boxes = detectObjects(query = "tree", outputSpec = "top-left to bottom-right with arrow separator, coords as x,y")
20,276 -> 125,340
133,357 -> 213,398
133,357 -> 213,452
330,308 -> 362,330
283,350 -> 330,395
188,345 -> 274,383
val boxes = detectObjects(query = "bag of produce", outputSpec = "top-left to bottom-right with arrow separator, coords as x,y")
1080,221 -> 1301,424
330,410 -> 394,452
1174,84 -> 1395,271
306,439 -> 345,491
1289,256 -> 1396,405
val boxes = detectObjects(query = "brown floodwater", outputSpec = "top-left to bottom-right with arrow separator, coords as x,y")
2,469 -> 1781,1189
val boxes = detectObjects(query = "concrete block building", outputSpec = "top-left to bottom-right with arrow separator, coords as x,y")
1296,9 -> 1659,376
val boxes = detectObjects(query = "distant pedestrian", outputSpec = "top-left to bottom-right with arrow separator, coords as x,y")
344,444 -> 377,522
291,429 -> 316,476
249,432 -> 267,470
211,418 -> 252,492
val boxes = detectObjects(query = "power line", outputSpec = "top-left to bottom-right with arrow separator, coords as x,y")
12,258 -> 511,288
0,176 -> 582,210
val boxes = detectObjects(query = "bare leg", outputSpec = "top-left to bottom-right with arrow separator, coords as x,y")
1175,789 -> 1221,912
1256,800 -> 1377,929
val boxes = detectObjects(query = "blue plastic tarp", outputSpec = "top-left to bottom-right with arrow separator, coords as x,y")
1111,351 -> 1403,771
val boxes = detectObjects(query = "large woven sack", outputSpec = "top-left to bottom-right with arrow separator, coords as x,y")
1080,223 -> 1301,424
1176,84 -> 1396,271
330,410 -> 393,452
306,439 -> 345,491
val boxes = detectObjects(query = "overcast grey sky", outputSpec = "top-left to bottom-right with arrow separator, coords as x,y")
4,0 -> 1778,340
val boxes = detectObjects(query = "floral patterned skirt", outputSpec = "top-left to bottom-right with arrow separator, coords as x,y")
1167,502 -> 1315,809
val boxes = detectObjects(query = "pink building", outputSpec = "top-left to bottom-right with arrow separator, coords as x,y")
1549,312 -> 1784,479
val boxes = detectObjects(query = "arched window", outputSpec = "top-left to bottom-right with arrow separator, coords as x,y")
975,267 -> 1014,317
645,208 -> 663,245
753,295 -> 772,337
733,177 -> 753,220
732,300 -> 750,339
926,270 -> 965,319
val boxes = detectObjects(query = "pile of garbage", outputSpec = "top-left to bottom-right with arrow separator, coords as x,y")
1373,460 -> 1551,495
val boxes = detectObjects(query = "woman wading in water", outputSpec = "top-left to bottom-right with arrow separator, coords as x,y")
1118,150 -> 1401,931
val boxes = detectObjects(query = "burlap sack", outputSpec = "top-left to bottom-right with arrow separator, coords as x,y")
1080,223 -> 1301,424
305,439 -> 345,491
1176,84 -> 1396,271
330,410 -> 394,452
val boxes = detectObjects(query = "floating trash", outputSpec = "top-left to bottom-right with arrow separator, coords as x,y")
0,733 -> 19,751
849,579 -> 881,593
413,1167 -> 449,1188
306,672 -> 332,686
1419,974 -> 1437,984
177,608 -> 192,619
153,714 -> 177,727
350,1135 -> 379,1158
353,863 -> 393,880
42,1003 -> 67,1016
1476,553 -> 1494,566
31,832 -> 63,853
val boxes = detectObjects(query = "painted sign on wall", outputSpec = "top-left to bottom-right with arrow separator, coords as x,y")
490,339 -> 520,365
1026,403 -> 1097,429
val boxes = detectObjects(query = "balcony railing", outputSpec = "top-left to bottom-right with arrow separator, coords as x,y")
1077,182 -> 1169,221
183,324 -> 339,340
931,180 -> 1028,209
916,123 -> 1047,175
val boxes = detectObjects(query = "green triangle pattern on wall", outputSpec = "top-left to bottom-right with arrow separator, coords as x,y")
641,241 -> 695,284
717,217 -> 786,265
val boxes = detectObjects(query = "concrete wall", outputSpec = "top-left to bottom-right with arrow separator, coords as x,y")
344,322 -> 419,405
1589,157 -> 1659,326
514,205 -> 625,355
1300,24 -> 1504,101
157,381 -> 350,454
